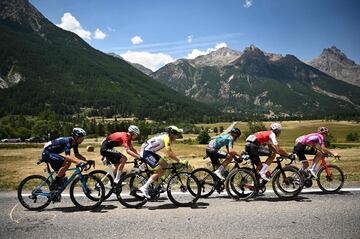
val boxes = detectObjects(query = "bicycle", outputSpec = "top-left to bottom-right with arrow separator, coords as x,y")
190,154 -> 248,198
226,154 -> 304,200
17,159 -> 105,210
115,161 -> 201,208
296,154 -> 344,193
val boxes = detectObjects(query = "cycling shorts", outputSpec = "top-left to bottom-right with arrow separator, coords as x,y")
206,148 -> 227,167
293,143 -> 317,162
100,143 -> 124,164
42,150 -> 65,171
245,141 -> 271,165
141,150 -> 162,168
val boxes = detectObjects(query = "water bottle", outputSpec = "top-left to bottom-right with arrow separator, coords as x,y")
223,170 -> 229,178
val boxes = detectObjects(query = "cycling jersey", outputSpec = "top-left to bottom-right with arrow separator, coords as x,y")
295,133 -> 325,148
141,133 -> 171,153
43,137 -> 78,155
103,132 -> 132,149
207,134 -> 234,151
246,131 -> 278,145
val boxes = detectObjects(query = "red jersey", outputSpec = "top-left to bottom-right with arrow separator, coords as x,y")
246,131 -> 278,145
105,132 -> 132,149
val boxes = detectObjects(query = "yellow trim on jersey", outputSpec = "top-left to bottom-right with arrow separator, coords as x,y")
163,134 -> 171,151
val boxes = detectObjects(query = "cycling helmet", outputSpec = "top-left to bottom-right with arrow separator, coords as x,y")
270,123 -> 282,132
230,128 -> 242,137
166,126 -> 183,135
317,127 -> 329,134
72,127 -> 86,137
128,125 -> 140,135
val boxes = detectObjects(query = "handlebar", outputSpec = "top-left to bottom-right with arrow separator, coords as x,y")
77,160 -> 95,172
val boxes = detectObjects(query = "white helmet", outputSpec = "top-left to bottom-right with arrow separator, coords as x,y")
128,125 -> 140,135
270,123 -> 282,132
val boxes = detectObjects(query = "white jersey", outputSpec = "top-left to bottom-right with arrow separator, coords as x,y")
141,133 -> 171,153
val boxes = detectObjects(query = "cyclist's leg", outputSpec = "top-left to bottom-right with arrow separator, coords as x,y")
256,146 -> 273,178
102,148 -> 124,183
46,153 -> 67,189
311,150 -> 321,172
140,151 -> 162,196
210,151 -> 227,179
294,143 -> 309,169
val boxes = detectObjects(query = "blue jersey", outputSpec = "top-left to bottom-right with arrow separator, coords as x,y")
43,137 -> 79,155
207,134 -> 234,151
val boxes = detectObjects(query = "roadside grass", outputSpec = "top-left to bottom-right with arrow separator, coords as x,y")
1,120 -> 359,190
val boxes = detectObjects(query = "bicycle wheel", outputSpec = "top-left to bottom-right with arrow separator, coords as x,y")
190,168 -> 216,198
89,170 -> 114,200
167,172 -> 200,207
17,175 -> 52,210
226,168 -> 257,200
115,172 -> 147,208
70,174 -> 105,210
272,167 -> 303,199
317,165 -> 344,193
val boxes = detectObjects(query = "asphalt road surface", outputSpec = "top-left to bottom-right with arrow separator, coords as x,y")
1,188 -> 359,239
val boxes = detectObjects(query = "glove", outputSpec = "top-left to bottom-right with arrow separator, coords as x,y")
179,159 -> 188,165
87,160 -> 95,167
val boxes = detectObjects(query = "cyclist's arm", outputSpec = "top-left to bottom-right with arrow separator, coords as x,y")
125,147 -> 141,158
317,146 -> 335,156
166,149 -> 180,162
269,144 -> 290,157
74,153 -> 87,161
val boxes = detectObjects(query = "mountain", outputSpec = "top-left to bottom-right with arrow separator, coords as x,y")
306,46 -> 360,87
0,0 -> 215,121
152,45 -> 360,117
108,53 -> 153,76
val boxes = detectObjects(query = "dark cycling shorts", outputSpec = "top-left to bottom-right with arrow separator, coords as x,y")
42,150 -> 65,171
100,143 -> 124,164
293,143 -> 317,162
141,151 -> 161,168
245,142 -> 272,165
206,148 -> 227,168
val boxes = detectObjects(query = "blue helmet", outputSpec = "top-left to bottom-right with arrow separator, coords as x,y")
72,128 -> 86,137
230,128 -> 241,137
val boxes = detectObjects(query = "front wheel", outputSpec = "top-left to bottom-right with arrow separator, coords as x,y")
190,168 -> 216,198
317,165 -> 344,193
88,170 -> 114,200
17,175 -> 52,210
272,167 -> 303,199
167,173 -> 200,207
69,174 -> 105,210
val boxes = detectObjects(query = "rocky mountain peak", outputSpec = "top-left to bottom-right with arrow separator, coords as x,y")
191,47 -> 241,67
320,46 -> 356,66
0,0 -> 50,32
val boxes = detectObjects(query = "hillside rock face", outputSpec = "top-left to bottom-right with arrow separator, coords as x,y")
307,46 -> 360,86
0,0 -> 214,121
152,45 -> 360,117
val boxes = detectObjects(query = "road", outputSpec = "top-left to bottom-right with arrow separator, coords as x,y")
0,189 -> 359,239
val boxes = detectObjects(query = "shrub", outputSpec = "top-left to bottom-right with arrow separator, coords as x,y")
197,130 -> 211,144
346,132 -> 359,142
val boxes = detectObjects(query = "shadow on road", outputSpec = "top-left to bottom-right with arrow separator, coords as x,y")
46,204 -> 118,213
253,195 -> 311,202
147,202 -> 209,210
301,190 -> 352,196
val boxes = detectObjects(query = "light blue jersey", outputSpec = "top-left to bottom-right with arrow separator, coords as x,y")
207,134 -> 234,151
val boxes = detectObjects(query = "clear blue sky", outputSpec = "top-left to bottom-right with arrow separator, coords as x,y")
30,0 -> 360,70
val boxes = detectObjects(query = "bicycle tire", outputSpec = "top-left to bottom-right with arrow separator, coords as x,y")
17,175 -> 52,210
272,166 -> 303,199
190,168 -> 216,198
316,164 -> 344,193
69,174 -> 105,210
226,168 -> 257,200
167,172 -> 200,207
89,170 -> 114,200
115,172 -> 147,208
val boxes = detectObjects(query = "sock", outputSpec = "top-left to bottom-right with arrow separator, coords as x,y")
143,177 -> 153,189
114,167 -> 122,184
216,165 -> 225,172
259,164 -> 268,174
311,163 -> 316,172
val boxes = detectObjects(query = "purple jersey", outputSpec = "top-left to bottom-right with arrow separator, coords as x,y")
296,133 -> 325,147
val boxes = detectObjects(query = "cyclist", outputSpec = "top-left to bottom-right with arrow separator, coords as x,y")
293,127 -> 338,178
207,128 -> 242,180
245,123 -> 293,181
42,128 -> 91,190
139,126 -> 186,198
100,125 -> 141,186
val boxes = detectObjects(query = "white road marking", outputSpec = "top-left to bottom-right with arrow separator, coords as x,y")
9,203 -> 56,224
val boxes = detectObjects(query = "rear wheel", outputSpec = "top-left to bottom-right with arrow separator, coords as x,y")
89,170 -> 114,200
115,173 -> 147,208
317,165 -> 344,193
17,175 -> 52,210
190,168 -> 216,198
272,167 -> 303,199
69,174 -> 105,210
167,173 -> 200,207
226,168 -> 257,200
